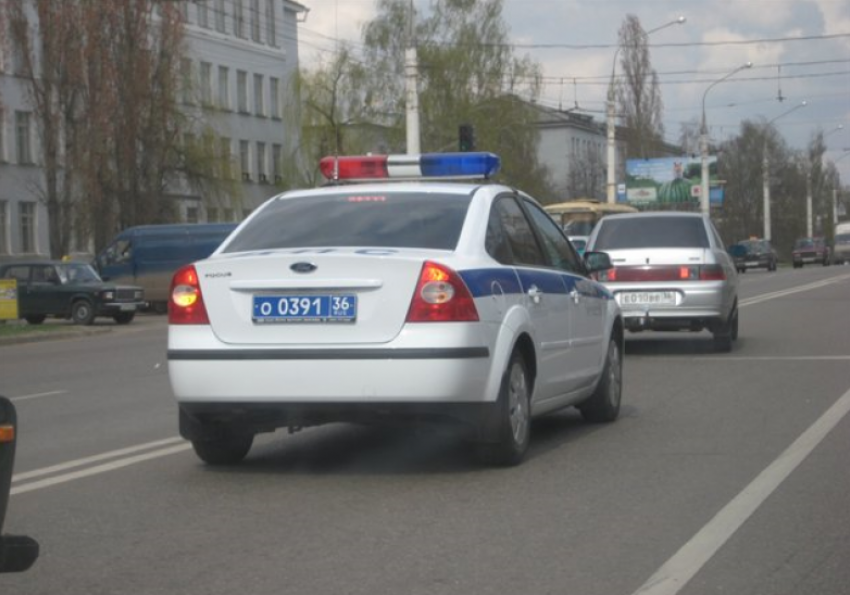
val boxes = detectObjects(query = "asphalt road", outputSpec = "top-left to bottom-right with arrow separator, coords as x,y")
2,265 -> 849,595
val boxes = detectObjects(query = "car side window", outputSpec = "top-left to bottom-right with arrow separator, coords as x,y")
31,266 -> 58,284
493,197 -> 545,266
486,205 -> 514,265
2,266 -> 30,283
522,199 -> 583,274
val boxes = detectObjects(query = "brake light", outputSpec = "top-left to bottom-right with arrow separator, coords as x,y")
406,261 -> 479,322
168,265 -> 210,325
699,265 -> 726,281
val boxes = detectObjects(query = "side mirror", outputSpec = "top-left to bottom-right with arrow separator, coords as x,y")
584,251 -> 613,274
0,397 -> 39,573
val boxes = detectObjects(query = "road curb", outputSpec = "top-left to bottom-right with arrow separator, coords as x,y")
0,327 -> 112,346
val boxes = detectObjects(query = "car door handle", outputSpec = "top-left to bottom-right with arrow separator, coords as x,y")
569,289 -> 581,304
527,285 -> 543,304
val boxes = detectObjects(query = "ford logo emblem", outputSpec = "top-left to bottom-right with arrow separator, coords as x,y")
290,262 -> 317,274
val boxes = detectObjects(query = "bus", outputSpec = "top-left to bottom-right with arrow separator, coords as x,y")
544,199 -> 639,237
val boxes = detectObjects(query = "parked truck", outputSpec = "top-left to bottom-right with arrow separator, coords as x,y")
94,223 -> 237,313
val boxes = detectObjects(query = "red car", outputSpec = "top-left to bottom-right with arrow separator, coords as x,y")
792,237 -> 831,268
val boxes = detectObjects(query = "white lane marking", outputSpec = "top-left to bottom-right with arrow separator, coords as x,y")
10,390 -> 68,402
11,443 -> 192,495
699,356 -> 850,361
632,385 -> 850,595
12,436 -> 185,482
739,274 -> 850,308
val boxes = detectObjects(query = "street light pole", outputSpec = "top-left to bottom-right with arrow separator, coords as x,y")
761,100 -> 807,240
606,16 -> 685,204
815,125 -> 845,235
700,62 -> 752,216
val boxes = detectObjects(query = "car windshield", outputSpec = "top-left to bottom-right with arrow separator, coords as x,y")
728,244 -> 748,256
223,191 -> 472,253
56,263 -> 102,284
795,238 -> 815,249
592,216 -> 710,250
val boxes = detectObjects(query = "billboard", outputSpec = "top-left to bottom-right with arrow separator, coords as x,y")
618,156 -> 724,206
0,279 -> 18,320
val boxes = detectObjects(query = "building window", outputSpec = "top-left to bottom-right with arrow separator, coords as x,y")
214,0 -> 226,32
0,200 -> 7,254
224,208 -> 234,222
15,111 -> 32,164
218,66 -> 230,109
253,74 -> 264,116
236,70 -> 248,112
181,59 -> 193,104
0,109 -> 5,162
265,0 -> 276,46
233,0 -> 245,37
200,62 -> 213,106
250,0 -> 261,42
178,1 -> 188,21
197,1 -> 210,28
240,140 -> 250,181
272,143 -> 282,183
269,77 -> 280,119
186,206 -> 199,223
219,136 -> 232,179
256,142 -> 266,182
207,207 -> 219,223
19,201 -> 36,253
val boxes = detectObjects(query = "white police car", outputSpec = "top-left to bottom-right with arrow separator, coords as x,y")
167,152 -> 623,466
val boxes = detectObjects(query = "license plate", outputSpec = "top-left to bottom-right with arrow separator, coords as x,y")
618,291 -> 676,306
120,304 -> 136,311
252,294 -> 357,323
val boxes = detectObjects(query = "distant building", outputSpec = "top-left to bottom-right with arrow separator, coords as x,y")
0,0 -> 306,259
531,102 -> 681,203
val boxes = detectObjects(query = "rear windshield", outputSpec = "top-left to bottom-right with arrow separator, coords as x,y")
836,234 -> 850,243
592,216 -> 710,250
223,191 -> 472,253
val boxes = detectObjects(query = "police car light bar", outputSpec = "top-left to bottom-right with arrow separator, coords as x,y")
319,152 -> 501,181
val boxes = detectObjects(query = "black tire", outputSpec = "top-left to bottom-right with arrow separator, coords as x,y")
191,434 -> 254,466
71,300 -> 96,325
113,312 -> 135,325
579,336 -> 623,423
769,260 -> 777,272
793,262 -> 801,269
24,314 -> 47,325
476,350 -> 531,467
712,307 -> 738,353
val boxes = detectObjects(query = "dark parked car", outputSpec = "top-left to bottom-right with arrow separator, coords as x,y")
792,237 -> 831,268
728,239 -> 778,273
0,261 -> 145,325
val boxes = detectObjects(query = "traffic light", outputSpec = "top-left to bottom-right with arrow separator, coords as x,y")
458,124 -> 475,152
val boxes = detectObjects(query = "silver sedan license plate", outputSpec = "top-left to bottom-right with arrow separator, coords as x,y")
618,291 -> 676,306
253,294 -> 357,323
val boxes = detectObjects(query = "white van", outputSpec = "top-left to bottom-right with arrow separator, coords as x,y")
834,222 -> 850,265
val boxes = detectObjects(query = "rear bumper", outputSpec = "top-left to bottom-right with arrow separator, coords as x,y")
179,400 -> 495,438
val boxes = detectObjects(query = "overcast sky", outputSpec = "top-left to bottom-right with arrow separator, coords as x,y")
297,0 -> 850,180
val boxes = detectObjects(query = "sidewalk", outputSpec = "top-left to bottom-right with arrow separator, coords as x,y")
0,313 -> 166,346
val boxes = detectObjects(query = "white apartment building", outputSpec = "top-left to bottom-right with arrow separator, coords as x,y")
0,0 -> 307,260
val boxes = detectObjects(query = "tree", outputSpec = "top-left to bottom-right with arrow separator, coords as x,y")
716,118 -> 806,256
616,15 -> 665,159
355,0 -> 551,196
3,0 -> 234,255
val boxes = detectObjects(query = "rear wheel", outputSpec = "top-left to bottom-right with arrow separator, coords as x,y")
24,314 -> 46,325
579,336 -> 622,423
71,300 -> 96,325
476,351 -> 531,467
712,307 -> 738,353
192,434 -> 254,466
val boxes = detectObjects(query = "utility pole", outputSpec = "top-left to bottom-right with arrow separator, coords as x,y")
404,1 -> 420,154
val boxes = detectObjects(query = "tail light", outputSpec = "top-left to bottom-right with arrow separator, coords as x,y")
168,265 -> 210,325
597,265 -> 726,282
406,261 -> 479,322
